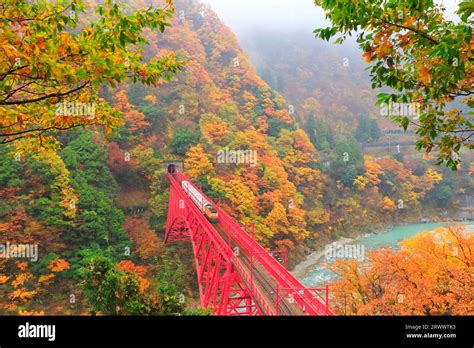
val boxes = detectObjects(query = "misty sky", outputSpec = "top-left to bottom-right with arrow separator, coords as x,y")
204,0 -> 327,34
204,0 -> 460,35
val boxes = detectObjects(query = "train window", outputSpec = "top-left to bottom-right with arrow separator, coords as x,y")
167,164 -> 176,174
206,205 -> 217,213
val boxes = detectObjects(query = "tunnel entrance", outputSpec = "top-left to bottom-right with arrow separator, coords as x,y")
163,161 -> 184,174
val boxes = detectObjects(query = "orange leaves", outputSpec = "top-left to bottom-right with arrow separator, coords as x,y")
378,157 -> 411,181
328,226 -> 474,315
15,261 -> 28,271
116,260 -> 149,293
8,289 -> 37,301
272,109 -> 294,125
38,274 -> 56,283
353,156 -> 383,191
362,50 -> 373,64
293,129 -> 315,153
3,256 -> 70,313
36,37 -> 46,50
11,273 -> 32,288
381,196 -> 396,211
124,217 -> 162,261
416,64 -> 432,85
364,157 -> 383,186
47,258 -> 70,273
18,310 -> 45,316
113,89 -> 150,132
124,109 -> 151,132
200,113 -> 229,144
117,260 -> 147,277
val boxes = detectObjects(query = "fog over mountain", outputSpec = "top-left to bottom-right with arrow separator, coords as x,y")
204,0 -> 459,36
204,0 -> 328,34
203,0 -> 462,127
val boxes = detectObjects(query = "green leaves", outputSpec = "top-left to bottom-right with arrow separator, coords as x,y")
314,0 -> 473,170
456,0 -> 474,22
0,0 -> 183,149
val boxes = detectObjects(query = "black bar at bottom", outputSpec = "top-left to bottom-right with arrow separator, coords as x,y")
0,316 -> 472,347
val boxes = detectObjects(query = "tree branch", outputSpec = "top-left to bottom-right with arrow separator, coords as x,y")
0,81 -> 90,105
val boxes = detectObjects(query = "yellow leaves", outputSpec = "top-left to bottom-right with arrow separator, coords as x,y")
208,177 -> 227,193
38,274 -> 56,283
306,205 -> 330,225
184,144 -> 213,179
12,273 -> 32,288
353,175 -> 370,190
19,310 -> 44,316
223,179 -> 256,216
354,156 -> 383,190
262,167 -> 281,188
424,167 -> 443,184
33,151 -> 76,219
48,258 -> 70,273
265,202 -> 289,234
144,95 -> 157,104
0,275 -> 10,284
376,41 -> 393,59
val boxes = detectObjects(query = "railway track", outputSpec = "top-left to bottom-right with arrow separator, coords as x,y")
172,173 -> 320,315
214,222 -> 302,315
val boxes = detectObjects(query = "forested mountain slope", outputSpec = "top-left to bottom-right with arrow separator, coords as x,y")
0,0 -> 472,315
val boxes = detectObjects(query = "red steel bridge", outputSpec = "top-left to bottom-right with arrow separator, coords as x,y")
165,170 -> 333,316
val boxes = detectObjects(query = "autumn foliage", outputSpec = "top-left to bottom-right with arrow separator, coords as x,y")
124,217 -> 162,261
328,226 -> 473,315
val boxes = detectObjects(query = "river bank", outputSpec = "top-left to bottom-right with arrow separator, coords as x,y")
292,220 -> 474,286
